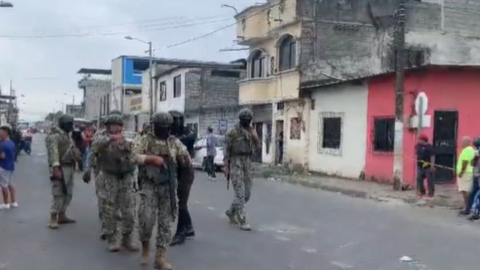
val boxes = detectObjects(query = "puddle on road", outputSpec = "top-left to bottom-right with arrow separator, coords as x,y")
257,223 -> 314,235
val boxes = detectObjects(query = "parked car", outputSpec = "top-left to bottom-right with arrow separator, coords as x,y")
192,135 -> 225,171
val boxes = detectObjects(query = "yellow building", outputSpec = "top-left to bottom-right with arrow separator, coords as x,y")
235,0 -> 309,167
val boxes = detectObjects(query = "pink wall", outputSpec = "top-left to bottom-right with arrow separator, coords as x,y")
365,68 -> 480,185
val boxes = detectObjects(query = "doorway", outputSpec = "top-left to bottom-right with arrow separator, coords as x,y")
432,110 -> 458,183
276,120 -> 284,164
254,122 -> 263,163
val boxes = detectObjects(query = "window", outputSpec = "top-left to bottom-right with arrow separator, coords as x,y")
277,102 -> 284,110
133,60 -> 150,75
106,94 -> 110,113
290,118 -> 301,140
211,70 -> 240,78
250,51 -> 265,78
373,117 -> 395,152
279,36 -> 296,71
173,75 -> 181,98
322,117 -> 342,149
159,81 -> 166,101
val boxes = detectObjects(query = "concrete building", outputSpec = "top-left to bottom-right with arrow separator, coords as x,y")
65,104 -> 84,118
235,0 -> 480,169
153,62 -> 245,136
77,68 -> 111,124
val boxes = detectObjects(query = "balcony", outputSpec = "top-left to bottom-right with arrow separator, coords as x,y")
238,69 -> 300,104
235,0 -> 298,46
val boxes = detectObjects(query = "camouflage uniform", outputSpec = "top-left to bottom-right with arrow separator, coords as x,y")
224,108 -> 260,230
91,114 -> 139,252
135,112 -> 191,269
45,114 -> 81,229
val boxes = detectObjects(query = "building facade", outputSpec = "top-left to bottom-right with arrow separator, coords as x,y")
77,68 -> 112,124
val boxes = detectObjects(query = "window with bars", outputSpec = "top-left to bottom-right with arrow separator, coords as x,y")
279,36 -> 296,71
251,51 -> 265,78
173,75 -> 181,98
322,117 -> 342,149
373,117 -> 395,152
159,81 -> 166,101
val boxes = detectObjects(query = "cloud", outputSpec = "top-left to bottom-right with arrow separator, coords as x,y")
0,0 -> 254,122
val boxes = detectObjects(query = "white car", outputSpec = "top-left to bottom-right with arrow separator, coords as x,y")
192,135 -> 225,171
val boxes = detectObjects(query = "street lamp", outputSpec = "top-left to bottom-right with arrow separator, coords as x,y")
125,36 -> 154,119
221,4 -> 238,14
0,1 -> 13,8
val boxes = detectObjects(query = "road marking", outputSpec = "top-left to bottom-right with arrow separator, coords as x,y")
330,261 -> 353,269
337,242 -> 355,250
274,236 -> 290,241
207,206 -> 215,211
301,247 -> 317,253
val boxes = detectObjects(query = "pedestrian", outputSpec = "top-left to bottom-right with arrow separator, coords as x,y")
415,134 -> 435,199
223,108 -> 260,231
0,125 -> 18,210
457,136 -> 476,215
45,114 -> 81,229
82,126 -> 93,170
168,110 -> 196,246
84,114 -> 139,252
135,111 -> 192,269
72,125 -> 84,171
205,126 -> 218,180
88,110 -> 123,240
277,131 -> 284,165
11,128 -> 22,161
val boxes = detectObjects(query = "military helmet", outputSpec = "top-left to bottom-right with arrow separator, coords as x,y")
109,110 -> 122,116
152,112 -> 173,125
474,136 -> 480,148
58,114 -> 74,125
105,114 -> 123,126
168,110 -> 184,120
238,108 -> 253,119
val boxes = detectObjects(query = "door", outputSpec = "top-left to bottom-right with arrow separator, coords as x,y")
254,122 -> 263,163
433,110 -> 458,183
276,120 -> 284,164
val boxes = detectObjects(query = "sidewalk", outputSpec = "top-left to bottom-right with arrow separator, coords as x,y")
254,164 -> 464,209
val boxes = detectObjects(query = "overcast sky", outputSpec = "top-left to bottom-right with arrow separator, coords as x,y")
0,0 -> 256,122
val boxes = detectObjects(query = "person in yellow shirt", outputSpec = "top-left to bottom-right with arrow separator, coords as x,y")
457,136 -> 476,215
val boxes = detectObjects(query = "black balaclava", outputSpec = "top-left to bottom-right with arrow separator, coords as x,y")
239,117 -> 252,128
154,124 -> 171,140
59,121 -> 74,134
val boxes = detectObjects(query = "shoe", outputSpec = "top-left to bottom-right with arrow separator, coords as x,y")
170,233 -> 186,246
154,247 -> 172,270
185,226 -> 195,238
100,231 -> 107,241
459,210 -> 470,216
236,214 -> 252,231
225,209 -> 238,225
121,234 -> 139,252
107,235 -> 120,252
58,212 -> 76,224
141,242 -> 150,266
0,204 -> 10,210
48,213 -> 59,230
10,202 -> 18,208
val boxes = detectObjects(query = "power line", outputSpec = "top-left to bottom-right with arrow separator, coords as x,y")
164,1 -> 288,50
0,17 -> 232,39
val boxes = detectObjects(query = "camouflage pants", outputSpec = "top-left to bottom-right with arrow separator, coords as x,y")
96,172 -> 135,237
229,157 -> 253,223
94,174 -> 122,228
50,165 -> 74,214
138,181 -> 177,248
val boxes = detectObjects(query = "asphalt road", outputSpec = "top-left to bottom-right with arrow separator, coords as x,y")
1,134 -> 480,270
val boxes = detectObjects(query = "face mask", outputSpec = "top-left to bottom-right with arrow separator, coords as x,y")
59,122 -> 74,133
239,118 -> 252,128
154,124 -> 171,140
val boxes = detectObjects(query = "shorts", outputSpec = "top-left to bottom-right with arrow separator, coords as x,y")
457,173 -> 473,192
0,168 -> 14,188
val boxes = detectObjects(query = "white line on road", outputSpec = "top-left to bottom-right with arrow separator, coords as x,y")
330,261 -> 354,269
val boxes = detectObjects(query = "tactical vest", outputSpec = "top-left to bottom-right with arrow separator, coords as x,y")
99,139 -> 135,177
138,137 -> 178,186
58,134 -> 79,165
231,129 -> 254,156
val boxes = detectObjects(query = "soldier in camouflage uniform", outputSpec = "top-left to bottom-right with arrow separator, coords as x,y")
45,114 -> 82,230
84,114 -> 143,252
223,108 -> 260,231
87,110 -> 123,240
135,111 -> 192,269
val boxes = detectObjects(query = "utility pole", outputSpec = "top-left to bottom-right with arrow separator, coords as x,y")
148,41 -> 153,119
393,0 -> 406,191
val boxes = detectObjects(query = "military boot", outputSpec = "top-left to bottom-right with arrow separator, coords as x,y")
48,213 -> 59,230
141,242 -> 150,266
225,209 -> 238,225
237,214 -> 252,231
107,234 -> 120,252
58,212 -> 76,224
154,247 -> 172,270
170,232 -> 186,246
185,225 -> 195,238
121,234 -> 139,252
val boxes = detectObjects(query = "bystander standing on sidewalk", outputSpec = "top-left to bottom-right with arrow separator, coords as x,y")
205,127 -> 217,180
467,137 -> 480,220
457,136 -> 476,215
81,126 -> 92,170
416,134 -> 435,200
0,125 -> 18,210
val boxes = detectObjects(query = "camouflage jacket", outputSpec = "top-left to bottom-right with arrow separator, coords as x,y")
45,127 -> 81,167
89,128 -> 107,169
224,124 -> 260,162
